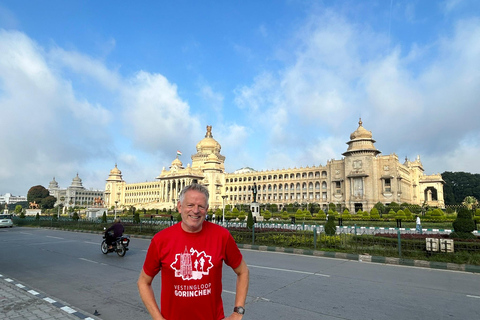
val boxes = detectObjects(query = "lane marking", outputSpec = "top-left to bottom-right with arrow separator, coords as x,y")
223,290 -> 235,294
79,258 -> 99,264
467,295 -> 480,299
46,236 -> 64,239
84,241 -> 99,245
248,264 -> 330,277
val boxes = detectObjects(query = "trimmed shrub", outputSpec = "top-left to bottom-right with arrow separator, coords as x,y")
325,215 -> 336,236
451,207 -> 476,239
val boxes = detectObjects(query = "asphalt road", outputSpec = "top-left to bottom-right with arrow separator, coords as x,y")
1,227 -> 479,320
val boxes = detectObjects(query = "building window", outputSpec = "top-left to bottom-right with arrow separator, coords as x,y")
384,179 -> 391,193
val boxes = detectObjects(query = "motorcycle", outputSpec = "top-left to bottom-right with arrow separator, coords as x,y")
101,228 -> 130,257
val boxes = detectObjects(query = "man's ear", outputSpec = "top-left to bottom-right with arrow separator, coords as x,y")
176,201 -> 181,212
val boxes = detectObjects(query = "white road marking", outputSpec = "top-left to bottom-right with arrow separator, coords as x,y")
46,236 -> 64,239
15,283 -> 25,288
28,290 -> 40,295
467,295 -> 480,299
79,258 -> 99,264
248,264 -> 330,277
84,241 -> 99,245
61,306 -> 77,314
44,297 -> 56,303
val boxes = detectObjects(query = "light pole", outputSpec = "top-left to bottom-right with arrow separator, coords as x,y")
222,195 -> 227,224
114,200 -> 118,220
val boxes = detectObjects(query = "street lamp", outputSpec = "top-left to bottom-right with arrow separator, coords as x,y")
222,195 -> 227,224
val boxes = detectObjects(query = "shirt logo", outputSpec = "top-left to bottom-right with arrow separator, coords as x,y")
170,246 -> 213,280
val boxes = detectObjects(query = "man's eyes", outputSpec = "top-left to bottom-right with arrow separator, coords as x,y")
186,204 -> 206,210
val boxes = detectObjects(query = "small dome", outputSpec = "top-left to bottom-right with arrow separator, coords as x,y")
350,118 -> 373,140
48,177 -> 59,189
171,157 -> 183,167
110,164 -> 122,175
70,173 -> 84,188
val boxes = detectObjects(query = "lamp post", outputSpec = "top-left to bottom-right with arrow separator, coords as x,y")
222,195 -> 227,224
114,200 -> 118,220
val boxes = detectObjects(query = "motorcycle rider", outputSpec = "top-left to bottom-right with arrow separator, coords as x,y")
105,218 -> 125,250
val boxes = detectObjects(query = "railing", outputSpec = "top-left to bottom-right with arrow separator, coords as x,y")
12,217 -> 480,265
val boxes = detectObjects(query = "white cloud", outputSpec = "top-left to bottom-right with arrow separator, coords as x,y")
121,71 -> 202,156
234,9 -> 480,175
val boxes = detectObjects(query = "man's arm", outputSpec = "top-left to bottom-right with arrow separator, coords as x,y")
224,259 -> 249,320
137,269 -> 165,320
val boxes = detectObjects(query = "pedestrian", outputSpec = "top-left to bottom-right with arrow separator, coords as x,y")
137,184 -> 249,320
212,212 -> 216,223
416,215 -> 422,234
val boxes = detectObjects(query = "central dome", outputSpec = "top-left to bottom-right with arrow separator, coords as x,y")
196,125 -> 221,154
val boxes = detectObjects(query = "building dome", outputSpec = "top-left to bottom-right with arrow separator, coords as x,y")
343,119 -> 381,157
110,164 -> 122,175
196,125 -> 221,154
350,119 -> 373,140
48,177 -> 59,189
107,164 -> 124,182
171,157 -> 183,168
70,173 -> 84,189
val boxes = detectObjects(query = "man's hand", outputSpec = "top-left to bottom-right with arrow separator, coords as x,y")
224,312 -> 243,320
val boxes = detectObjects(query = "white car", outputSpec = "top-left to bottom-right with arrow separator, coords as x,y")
0,214 -> 13,228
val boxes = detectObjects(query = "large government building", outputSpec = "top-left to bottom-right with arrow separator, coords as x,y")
104,121 -> 444,213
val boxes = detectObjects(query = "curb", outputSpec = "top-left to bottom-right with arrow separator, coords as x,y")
237,243 -> 480,274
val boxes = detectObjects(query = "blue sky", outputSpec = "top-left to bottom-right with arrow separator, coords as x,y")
1,0 -> 480,196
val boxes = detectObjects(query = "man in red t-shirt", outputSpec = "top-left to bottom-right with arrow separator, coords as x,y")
138,184 -> 249,320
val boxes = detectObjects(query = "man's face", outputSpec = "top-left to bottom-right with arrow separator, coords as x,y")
178,190 -> 208,233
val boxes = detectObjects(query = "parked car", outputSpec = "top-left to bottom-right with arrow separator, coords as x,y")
0,214 -> 13,228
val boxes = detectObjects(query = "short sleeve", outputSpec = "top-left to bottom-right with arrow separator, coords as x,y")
142,238 -> 162,277
224,232 -> 243,269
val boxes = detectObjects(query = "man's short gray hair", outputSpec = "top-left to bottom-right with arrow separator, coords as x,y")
178,184 -> 209,205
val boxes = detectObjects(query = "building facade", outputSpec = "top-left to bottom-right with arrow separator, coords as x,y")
0,193 -> 27,205
104,121 -> 444,213
48,174 -> 104,208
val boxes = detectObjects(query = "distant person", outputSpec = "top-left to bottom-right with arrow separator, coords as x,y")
105,218 -> 124,249
137,183 -> 249,320
416,215 -> 422,234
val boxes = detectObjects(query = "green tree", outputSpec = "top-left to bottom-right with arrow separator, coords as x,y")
462,196 -> 478,210
442,171 -> 480,205
246,211 -> 254,229
27,185 -> 50,203
72,212 -> 79,221
15,205 -> 23,214
374,202 -> 386,215
325,215 -> 336,236
42,195 -> 57,209
102,212 -> 107,223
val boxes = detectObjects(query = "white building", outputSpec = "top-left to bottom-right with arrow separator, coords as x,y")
0,193 -> 27,205
48,174 -> 104,208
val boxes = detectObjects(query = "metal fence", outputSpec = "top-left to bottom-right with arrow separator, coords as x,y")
12,217 -> 480,265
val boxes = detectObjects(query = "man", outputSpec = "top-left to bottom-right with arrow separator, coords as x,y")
105,218 -> 124,249
138,184 -> 249,320
416,215 -> 422,234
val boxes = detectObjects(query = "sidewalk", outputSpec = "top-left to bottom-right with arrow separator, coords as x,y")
0,274 -> 101,320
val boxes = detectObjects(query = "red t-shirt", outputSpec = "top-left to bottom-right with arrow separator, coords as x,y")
143,221 -> 243,320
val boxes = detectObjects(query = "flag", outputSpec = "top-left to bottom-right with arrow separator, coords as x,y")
177,150 -> 182,156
